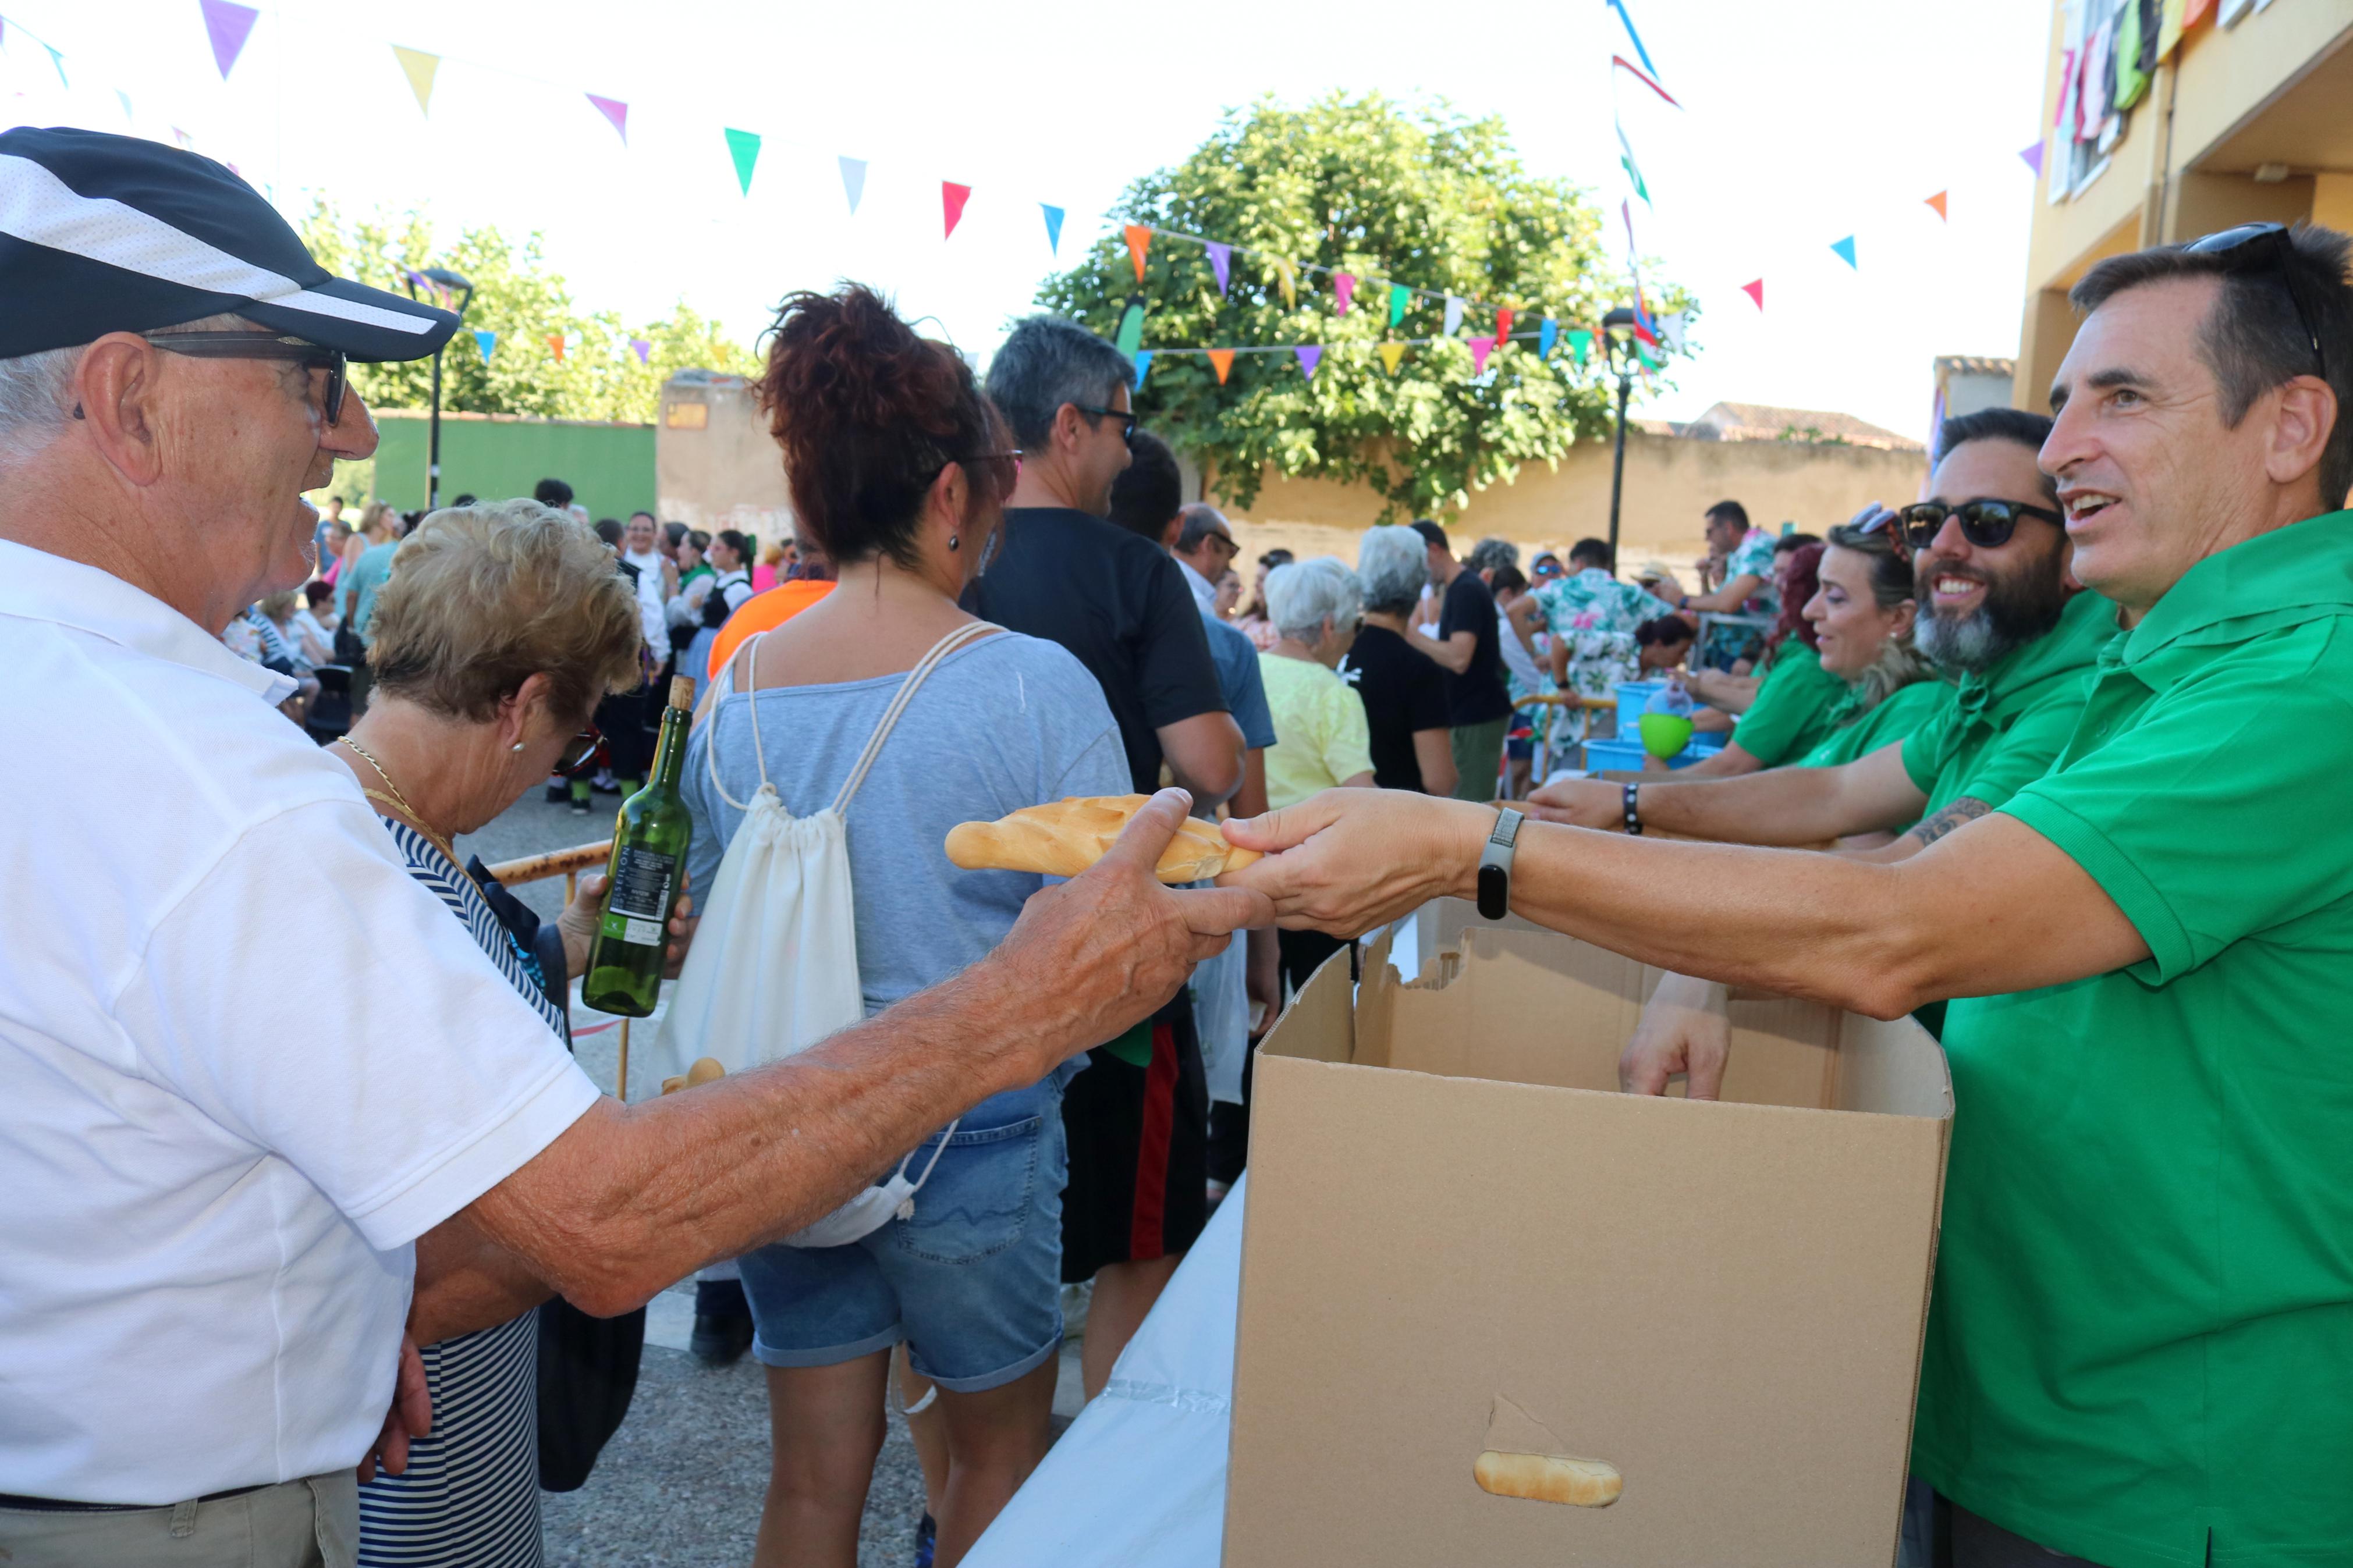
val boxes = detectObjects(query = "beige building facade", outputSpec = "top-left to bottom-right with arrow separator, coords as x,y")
2016,0 -> 2353,409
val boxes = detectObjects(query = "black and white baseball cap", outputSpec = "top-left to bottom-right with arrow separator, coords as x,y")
0,126 -> 458,362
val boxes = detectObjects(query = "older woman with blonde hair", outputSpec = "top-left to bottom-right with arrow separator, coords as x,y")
327,498 -> 668,1568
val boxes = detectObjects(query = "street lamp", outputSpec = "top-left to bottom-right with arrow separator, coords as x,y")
1599,307 -> 1639,566
401,266 -> 475,511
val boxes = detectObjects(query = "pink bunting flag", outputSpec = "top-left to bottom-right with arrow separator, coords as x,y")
629,338 -> 651,364
1470,335 -> 1496,375
1333,273 -> 1355,315
586,94 -> 628,145
1206,241 -> 1231,295
942,182 -> 972,240
200,0 -> 260,80
1294,346 -> 1322,380
1740,278 -> 1765,311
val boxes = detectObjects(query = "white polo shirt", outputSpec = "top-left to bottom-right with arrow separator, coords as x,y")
1176,555 -> 1219,616
0,540 -> 601,1505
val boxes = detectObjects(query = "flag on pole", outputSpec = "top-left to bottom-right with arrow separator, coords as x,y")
942,182 -> 972,239
839,157 -> 867,214
199,0 -> 259,79
586,94 -> 628,145
1208,349 -> 1235,385
724,129 -> 761,195
1041,205 -> 1064,254
391,46 -> 438,115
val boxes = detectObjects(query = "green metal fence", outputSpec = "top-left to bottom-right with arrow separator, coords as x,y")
371,411 -> 656,517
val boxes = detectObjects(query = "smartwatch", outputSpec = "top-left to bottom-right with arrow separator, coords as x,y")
1477,807 -> 1524,920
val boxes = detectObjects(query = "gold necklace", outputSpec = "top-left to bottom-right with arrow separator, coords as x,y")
338,735 -> 462,869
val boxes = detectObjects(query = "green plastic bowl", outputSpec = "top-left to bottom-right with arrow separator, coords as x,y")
1638,712 -> 1695,760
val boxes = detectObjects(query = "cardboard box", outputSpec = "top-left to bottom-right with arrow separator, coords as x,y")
1223,913 -> 1951,1566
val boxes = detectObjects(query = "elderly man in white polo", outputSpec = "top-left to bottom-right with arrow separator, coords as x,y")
0,127 -> 1267,1567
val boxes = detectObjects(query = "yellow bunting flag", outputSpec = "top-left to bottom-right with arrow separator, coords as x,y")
1207,348 -> 1235,385
391,46 -> 438,115
1272,259 -> 1296,310
1123,225 -> 1152,285
1379,342 -> 1407,376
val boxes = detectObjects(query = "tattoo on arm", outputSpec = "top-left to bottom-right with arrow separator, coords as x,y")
1905,797 -> 1992,849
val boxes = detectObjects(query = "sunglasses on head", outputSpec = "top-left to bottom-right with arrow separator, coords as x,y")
2182,222 -> 2327,381
1892,498 -> 2065,553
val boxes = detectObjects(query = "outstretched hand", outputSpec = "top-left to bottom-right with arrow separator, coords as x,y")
1215,788 -> 1492,937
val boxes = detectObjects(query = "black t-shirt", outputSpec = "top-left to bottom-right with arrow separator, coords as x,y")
1435,570 -> 1513,725
962,507 -> 1228,792
1339,625 -> 1453,792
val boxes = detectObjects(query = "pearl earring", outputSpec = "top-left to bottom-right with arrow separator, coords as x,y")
949,534 -> 961,551
511,742 -> 526,752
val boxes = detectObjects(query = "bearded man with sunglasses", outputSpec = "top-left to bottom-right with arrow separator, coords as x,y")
1215,221 -> 2353,1566
0,130 -> 1268,1567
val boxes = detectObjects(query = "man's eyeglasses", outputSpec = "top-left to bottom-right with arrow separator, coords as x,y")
1895,499 -> 2066,553
1075,406 -> 1137,445
2182,222 -> 2327,382
142,331 -> 350,425
556,726 -> 605,777
1199,533 -> 1240,561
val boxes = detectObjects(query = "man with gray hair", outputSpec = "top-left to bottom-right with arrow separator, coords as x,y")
0,129 -> 1264,1565
1172,502 -> 1239,614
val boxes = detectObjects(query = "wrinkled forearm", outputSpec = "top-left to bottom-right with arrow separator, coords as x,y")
410,1213 -> 551,1345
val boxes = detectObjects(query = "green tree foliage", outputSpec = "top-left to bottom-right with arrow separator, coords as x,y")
296,200 -> 761,424
1032,94 -> 1688,520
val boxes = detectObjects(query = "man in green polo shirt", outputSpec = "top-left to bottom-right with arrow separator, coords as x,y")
1526,408 -> 2113,858
1218,222 -> 2353,1567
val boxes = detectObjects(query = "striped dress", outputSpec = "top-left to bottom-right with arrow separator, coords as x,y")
357,822 -> 563,1568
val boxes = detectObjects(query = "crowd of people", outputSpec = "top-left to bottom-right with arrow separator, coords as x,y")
12,122 -> 2353,1568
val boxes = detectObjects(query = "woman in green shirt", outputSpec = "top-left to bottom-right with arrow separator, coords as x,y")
1673,543 -> 1843,776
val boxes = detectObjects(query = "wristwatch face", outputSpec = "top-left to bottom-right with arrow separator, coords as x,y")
1477,862 -> 1509,920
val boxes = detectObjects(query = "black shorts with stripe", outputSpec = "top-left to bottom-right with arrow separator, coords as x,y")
1059,996 -> 1208,1282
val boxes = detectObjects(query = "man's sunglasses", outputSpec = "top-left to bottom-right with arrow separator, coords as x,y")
142,331 -> 350,425
1076,405 -> 1137,445
556,726 -> 605,777
1890,499 -> 2065,553
2183,222 -> 2326,381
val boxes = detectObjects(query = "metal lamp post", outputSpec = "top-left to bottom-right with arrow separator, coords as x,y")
402,267 -> 475,510
1599,307 -> 1639,566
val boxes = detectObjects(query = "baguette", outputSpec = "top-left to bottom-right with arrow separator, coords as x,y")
944,795 -> 1262,884
1472,1450 -> 1623,1508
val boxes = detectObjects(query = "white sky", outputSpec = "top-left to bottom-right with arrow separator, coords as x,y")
6,0 -> 2053,442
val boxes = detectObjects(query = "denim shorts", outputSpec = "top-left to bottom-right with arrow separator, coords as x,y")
737,1089 -> 1067,1392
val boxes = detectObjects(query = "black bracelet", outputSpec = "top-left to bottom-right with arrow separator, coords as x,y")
1623,782 -> 1643,835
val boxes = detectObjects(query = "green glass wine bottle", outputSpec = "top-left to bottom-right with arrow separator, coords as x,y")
583,676 -> 696,1017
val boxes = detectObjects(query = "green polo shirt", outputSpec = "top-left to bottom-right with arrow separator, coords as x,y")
1728,641 -> 1846,766
1900,588 -> 2117,814
1914,511 -> 2353,1568
1795,676 -> 1950,770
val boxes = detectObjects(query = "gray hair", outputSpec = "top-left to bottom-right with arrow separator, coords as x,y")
1176,503 -> 1230,554
1464,536 -> 1519,574
985,315 -> 1134,447
1265,556 -> 1362,644
1356,525 -> 1429,615
0,312 -> 253,468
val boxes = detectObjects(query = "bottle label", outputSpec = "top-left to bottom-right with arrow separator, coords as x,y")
603,845 -> 676,950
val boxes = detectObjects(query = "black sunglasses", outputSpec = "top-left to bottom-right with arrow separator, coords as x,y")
144,330 -> 350,425
1075,405 -> 1137,445
556,726 -> 605,777
1896,499 -> 2066,553
2182,222 -> 2327,382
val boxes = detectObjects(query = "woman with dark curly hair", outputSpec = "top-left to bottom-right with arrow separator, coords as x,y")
1673,541 -> 1848,776
682,284 -> 1127,1568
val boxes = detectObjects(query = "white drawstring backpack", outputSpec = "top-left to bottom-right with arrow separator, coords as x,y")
653,619 -> 999,1247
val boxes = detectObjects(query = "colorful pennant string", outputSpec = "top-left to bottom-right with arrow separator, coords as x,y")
942,182 -> 971,239
1207,348 -> 1234,384
199,0 -> 257,80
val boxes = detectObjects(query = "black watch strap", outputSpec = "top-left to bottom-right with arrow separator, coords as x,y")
1477,808 -> 1524,920
1623,782 -> 1644,836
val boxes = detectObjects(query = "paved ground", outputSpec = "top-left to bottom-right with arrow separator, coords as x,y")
457,791 -> 1089,1567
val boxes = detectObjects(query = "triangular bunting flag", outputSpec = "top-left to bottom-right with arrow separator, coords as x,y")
942,182 -> 971,240
546,334 -> 566,362
1925,190 -> 1949,221
1208,349 -> 1235,385
724,128 -> 761,195
1741,278 -> 1765,310
1442,296 -> 1463,336
1495,307 -> 1513,345
1611,55 -> 1681,108
1830,236 -> 1858,269
1470,336 -> 1497,375
1273,260 -> 1296,310
1206,242 -> 1231,295
118,89 -> 135,121
2018,140 -> 2046,177
1133,351 -> 1154,392
629,338 -> 652,364
473,329 -> 496,361
1538,318 -> 1559,358
1114,297 -> 1146,360
1616,120 -> 1652,209
839,157 -> 868,214
1294,346 -> 1322,380
43,42 -> 66,87
587,94 -> 629,145
1334,273 -> 1356,315
1658,311 -> 1688,354
200,0 -> 259,80
1041,205 -> 1065,254
1568,328 -> 1594,365
1636,341 -> 1662,370
1379,342 -> 1407,376
391,46 -> 438,115
1123,224 -> 1152,284
1389,283 -> 1409,328
1606,0 -> 1661,78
